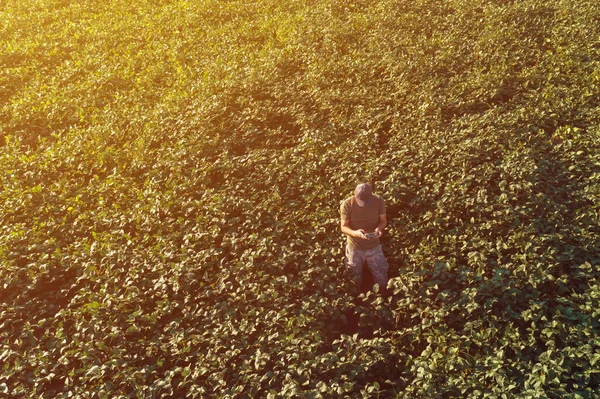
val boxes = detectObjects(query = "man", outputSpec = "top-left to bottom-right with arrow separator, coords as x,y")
340,183 -> 389,294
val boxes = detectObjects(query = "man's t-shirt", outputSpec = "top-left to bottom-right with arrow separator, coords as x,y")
340,194 -> 386,250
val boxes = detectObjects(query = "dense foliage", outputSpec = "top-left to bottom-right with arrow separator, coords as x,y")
1,0 -> 599,397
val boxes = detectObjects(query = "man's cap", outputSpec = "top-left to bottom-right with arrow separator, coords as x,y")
354,183 -> 373,207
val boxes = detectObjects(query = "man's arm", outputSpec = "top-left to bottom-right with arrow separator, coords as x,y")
341,218 -> 367,239
375,214 -> 387,237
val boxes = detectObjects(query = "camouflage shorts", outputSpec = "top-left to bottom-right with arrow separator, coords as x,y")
344,243 -> 389,288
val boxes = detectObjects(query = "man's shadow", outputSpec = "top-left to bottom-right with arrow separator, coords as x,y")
359,267 -> 375,294
341,268 -> 375,336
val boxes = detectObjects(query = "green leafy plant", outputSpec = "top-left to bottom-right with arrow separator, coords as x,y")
1,0 -> 599,397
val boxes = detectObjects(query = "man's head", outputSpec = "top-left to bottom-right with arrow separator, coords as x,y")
354,183 -> 373,207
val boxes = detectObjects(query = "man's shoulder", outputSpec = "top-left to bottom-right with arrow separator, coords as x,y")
374,194 -> 385,209
340,196 -> 354,210
341,196 -> 354,204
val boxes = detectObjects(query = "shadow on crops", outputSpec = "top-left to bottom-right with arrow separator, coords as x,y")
455,128 -> 600,346
1,265 -> 80,346
521,130 -> 599,290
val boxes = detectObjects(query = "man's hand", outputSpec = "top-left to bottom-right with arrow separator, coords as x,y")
341,219 -> 368,239
354,229 -> 367,239
374,214 -> 387,238
341,219 -> 377,240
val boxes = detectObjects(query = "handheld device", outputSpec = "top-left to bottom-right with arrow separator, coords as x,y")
365,232 -> 378,239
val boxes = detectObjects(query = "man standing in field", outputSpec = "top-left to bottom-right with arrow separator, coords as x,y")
340,183 -> 389,294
